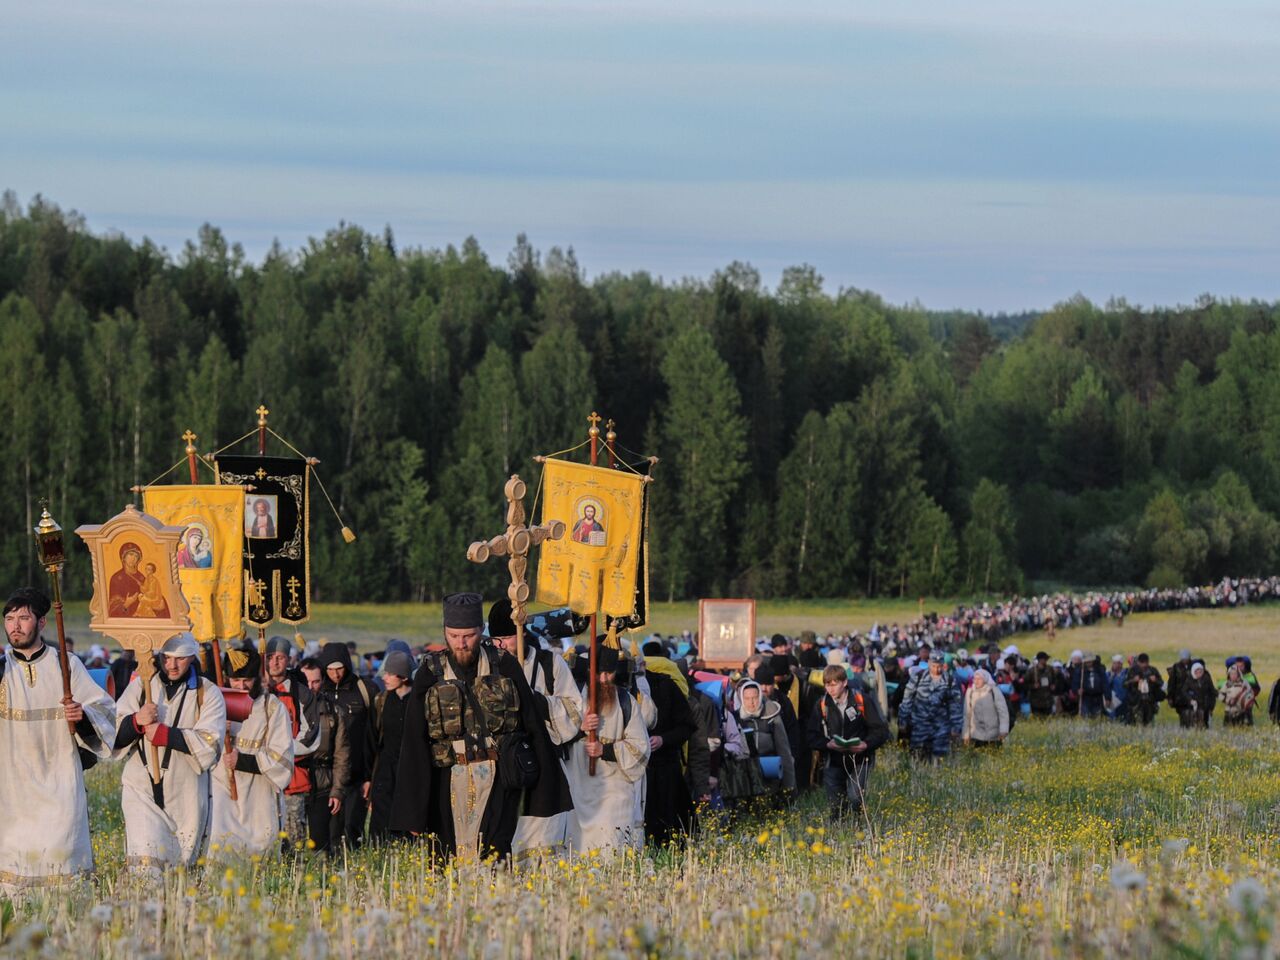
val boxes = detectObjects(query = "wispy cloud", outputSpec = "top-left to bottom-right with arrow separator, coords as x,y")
2,0 -> 1277,309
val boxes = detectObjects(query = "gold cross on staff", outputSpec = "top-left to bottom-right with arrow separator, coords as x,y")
466,475 -> 565,661
182,429 -> 197,449
256,405 -> 270,425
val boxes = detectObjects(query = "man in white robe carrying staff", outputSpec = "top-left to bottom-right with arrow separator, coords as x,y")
566,645 -> 650,858
208,645 -> 294,858
0,588 -> 115,891
114,632 -> 226,873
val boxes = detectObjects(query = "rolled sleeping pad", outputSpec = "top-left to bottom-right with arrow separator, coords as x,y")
221,687 -> 255,723
87,667 -> 115,699
695,680 -> 725,707
759,755 -> 783,780
693,670 -> 730,689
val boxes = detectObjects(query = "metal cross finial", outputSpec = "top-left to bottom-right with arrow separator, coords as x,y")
182,429 -> 197,450
256,405 -> 270,425
587,411 -> 602,437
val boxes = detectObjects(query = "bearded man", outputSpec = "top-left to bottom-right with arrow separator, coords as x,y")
390,593 -> 570,859
0,588 -> 115,890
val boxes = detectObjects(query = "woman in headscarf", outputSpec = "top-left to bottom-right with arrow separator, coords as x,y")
961,668 -> 1009,748
1219,659 -> 1260,727
722,677 -> 795,806
1173,661 -> 1216,728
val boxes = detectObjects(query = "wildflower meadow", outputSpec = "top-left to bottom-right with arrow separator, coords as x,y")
1,693 -> 1275,958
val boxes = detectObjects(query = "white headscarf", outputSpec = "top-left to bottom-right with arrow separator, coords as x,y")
736,680 -> 764,718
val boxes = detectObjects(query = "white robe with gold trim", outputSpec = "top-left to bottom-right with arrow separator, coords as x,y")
0,646 -> 115,889
114,673 -> 226,871
208,693 -> 294,858
564,689 -> 649,858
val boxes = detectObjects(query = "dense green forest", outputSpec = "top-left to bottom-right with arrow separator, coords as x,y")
1,192 -> 1278,604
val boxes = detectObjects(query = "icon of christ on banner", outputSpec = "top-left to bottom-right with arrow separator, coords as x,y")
571,499 -> 606,545
214,455 -> 310,626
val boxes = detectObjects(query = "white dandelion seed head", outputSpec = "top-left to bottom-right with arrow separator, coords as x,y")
1229,878 -> 1267,913
1110,861 -> 1146,891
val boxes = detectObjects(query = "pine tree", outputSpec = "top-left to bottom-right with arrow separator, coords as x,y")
963,479 -> 1021,593
658,324 -> 748,596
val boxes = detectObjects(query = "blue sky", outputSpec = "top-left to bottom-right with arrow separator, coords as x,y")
3,0 -> 1278,311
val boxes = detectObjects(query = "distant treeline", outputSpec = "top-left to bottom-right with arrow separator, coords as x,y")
1,192 -> 1277,604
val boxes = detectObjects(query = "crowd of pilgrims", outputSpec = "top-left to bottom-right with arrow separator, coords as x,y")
1,576 -> 1278,890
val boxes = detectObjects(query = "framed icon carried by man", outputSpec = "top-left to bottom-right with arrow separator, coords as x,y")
698,598 -> 756,669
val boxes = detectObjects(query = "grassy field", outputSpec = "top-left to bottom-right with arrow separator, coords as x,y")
4,605 -> 1280,958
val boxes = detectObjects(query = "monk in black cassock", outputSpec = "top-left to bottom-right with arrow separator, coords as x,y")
639,640 -> 696,847
390,593 -> 571,859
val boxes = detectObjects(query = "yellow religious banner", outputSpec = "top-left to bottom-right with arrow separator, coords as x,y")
535,459 -> 645,617
141,485 -> 245,643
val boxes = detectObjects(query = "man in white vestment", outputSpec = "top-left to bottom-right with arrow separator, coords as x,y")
114,632 -> 226,873
488,600 -> 583,862
566,646 -> 649,858
0,588 -> 115,891
208,646 -> 294,857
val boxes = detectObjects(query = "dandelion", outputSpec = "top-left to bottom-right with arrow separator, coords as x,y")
301,929 -> 329,960
1161,838 -> 1190,862
88,903 -> 113,925
1229,878 -> 1267,913
1110,861 -> 1146,891
796,890 -> 817,915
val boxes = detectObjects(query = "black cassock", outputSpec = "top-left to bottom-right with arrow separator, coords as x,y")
642,671 -> 696,846
389,646 -> 572,858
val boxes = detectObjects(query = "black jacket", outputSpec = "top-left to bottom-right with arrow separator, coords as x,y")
807,687 -> 890,758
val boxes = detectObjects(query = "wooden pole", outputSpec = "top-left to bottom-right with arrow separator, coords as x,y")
210,637 -> 239,801
139,659 -> 163,785
183,430 -> 200,484
587,411 -> 602,776
256,406 -> 269,456
47,566 -> 77,735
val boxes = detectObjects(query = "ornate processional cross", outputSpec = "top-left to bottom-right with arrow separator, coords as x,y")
467,475 -> 565,660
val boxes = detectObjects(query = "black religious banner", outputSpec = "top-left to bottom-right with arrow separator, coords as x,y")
214,455 -> 310,626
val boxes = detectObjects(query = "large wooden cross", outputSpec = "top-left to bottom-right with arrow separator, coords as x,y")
466,474 -> 565,660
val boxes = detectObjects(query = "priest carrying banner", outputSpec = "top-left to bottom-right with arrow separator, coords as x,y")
532,425 -> 656,856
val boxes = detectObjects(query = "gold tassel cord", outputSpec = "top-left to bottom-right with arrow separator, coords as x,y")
139,454 -> 194,491
208,428 -> 261,459
266,428 -> 356,543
